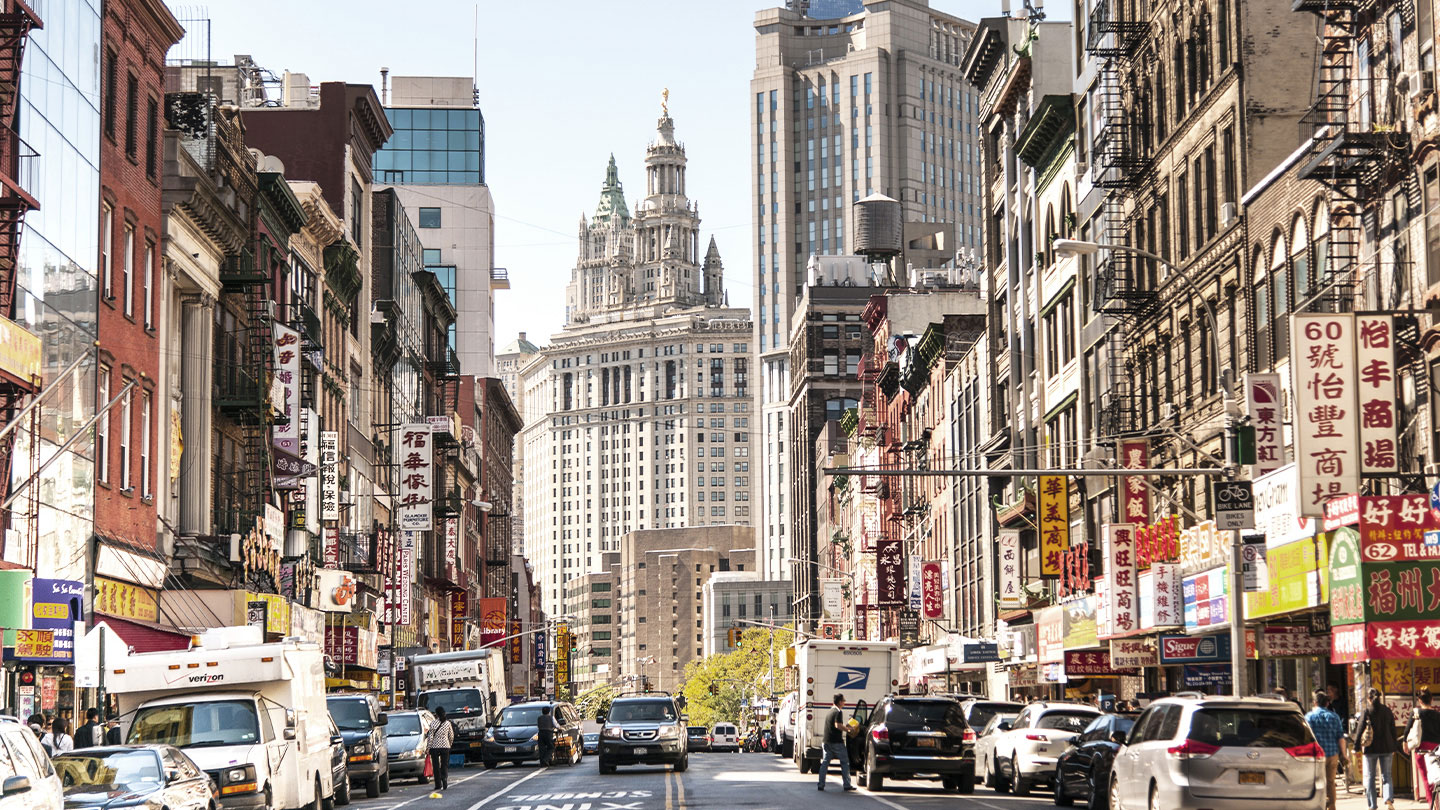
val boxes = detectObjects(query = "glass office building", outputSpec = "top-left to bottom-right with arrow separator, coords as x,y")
374,107 -> 485,185
794,0 -> 864,18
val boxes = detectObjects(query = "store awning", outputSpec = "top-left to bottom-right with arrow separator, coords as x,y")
98,616 -> 191,654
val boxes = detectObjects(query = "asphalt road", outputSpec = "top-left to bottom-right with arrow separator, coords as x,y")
337,751 -> 1060,810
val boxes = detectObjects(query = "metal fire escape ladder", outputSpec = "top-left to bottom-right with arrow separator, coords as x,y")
218,249 -> 274,528
0,0 -> 39,321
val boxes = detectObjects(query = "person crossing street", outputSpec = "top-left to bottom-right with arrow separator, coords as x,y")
426,706 -> 455,792
536,705 -> 557,766
817,694 -> 855,792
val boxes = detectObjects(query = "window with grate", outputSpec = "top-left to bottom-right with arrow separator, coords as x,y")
125,73 -> 138,158
104,50 -> 117,140
146,97 -> 159,180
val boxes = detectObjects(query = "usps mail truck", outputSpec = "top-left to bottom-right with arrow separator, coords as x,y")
107,626 -> 334,810
792,639 -> 900,774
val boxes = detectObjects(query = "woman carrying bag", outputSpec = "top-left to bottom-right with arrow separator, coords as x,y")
1357,688 -> 1401,810
1403,690 -> 1440,807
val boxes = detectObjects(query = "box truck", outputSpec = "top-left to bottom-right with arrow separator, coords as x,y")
107,626 -> 335,810
410,647 -> 507,760
792,639 -> 900,774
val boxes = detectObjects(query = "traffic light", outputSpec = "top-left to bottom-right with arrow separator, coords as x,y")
1233,424 -> 1257,465
15,667 -> 34,688
708,682 -> 717,696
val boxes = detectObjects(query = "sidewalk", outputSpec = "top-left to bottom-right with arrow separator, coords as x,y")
1337,790 -> 1431,810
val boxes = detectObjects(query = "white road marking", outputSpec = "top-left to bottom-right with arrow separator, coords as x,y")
866,789 -> 1021,810
353,772 -> 487,810
463,767 -> 549,810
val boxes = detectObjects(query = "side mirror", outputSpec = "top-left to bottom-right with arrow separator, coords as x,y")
166,770 -> 182,785
998,721 -> 1013,732
1111,730 -> 1127,745
596,714 -> 607,724
3,775 -> 31,796
283,727 -> 297,741
330,734 -> 344,746
376,712 -> 389,727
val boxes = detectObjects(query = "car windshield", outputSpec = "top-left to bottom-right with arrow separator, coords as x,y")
499,707 -> 546,726
968,702 -> 1022,731
420,690 -> 484,715
1037,711 -> 1097,732
584,734 -> 599,741
1188,709 -> 1311,748
129,699 -> 261,747
888,700 -> 962,725
328,699 -> 372,730
387,714 -> 422,736
56,751 -> 162,794
608,702 -> 676,722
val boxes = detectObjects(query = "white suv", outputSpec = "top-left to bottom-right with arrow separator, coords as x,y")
1108,695 -> 1324,810
989,702 -> 1101,795
0,721 -> 63,810
710,723 -> 740,752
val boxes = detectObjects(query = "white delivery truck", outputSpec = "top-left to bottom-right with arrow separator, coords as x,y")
792,639 -> 900,774
409,647 -> 507,761
107,626 -> 335,810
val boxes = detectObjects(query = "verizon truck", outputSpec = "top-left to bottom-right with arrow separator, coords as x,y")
107,626 -> 335,810
410,647 -> 507,760
792,639 -> 900,774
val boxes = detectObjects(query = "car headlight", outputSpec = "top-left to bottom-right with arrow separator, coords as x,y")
529,732 -> 539,742
400,748 -> 425,760
219,764 -> 258,796
350,742 -> 370,756
483,728 -> 495,740
657,725 -> 680,739
602,727 -> 622,738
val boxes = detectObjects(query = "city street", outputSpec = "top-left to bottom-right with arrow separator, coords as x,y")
339,754 -> 1057,810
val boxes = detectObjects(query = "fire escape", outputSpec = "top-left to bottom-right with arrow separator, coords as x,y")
1086,0 -> 1153,437
216,246 -> 274,531
1294,0 -> 1410,313
0,0 -> 39,548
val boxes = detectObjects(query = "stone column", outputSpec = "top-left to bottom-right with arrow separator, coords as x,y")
179,293 -> 215,535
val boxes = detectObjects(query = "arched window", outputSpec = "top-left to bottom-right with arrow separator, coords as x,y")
1218,0 -> 1230,68
1045,204 -> 1056,266
1174,41 -> 1187,114
1060,185 -> 1074,237
1313,202 -> 1330,282
1140,80 -> 1154,153
1291,215 -> 1310,306
1252,246 -> 1271,370
1155,69 -> 1168,141
1271,232 -> 1291,361
1197,17 -> 1212,90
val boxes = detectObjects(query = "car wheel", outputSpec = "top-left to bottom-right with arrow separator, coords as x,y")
985,755 -> 997,788
1053,772 -> 1073,806
796,754 -> 810,774
674,755 -> 688,773
598,758 -> 615,775
943,777 -> 959,791
956,773 -> 974,795
1147,783 -> 1161,810
320,778 -> 334,810
995,757 -> 1011,794
335,775 -> 350,807
868,771 -> 884,792
1109,775 -> 1123,810
1087,778 -> 1104,810
378,772 -> 389,793
482,760 -> 498,770
1013,770 -> 1031,796
364,777 -> 379,799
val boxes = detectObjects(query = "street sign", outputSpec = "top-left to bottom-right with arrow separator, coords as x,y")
1430,479 -> 1440,513
1213,480 -> 1255,530
1241,535 -> 1267,592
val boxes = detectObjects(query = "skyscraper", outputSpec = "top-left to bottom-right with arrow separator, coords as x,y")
750,0 -> 982,579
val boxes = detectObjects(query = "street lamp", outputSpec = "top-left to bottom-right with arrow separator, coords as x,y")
1051,238 -> 1249,696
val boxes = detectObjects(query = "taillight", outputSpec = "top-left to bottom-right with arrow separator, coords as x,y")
963,728 -> 976,743
1285,742 -> 1324,761
1167,739 -> 1220,760
871,725 -> 889,743
1025,733 -> 1048,742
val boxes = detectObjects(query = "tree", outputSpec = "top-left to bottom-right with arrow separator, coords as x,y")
677,624 -> 795,727
575,682 -> 617,720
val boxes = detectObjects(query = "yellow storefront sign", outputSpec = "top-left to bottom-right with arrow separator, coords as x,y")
95,576 -> 159,623
0,316 -> 40,387
1244,534 -> 1329,619
238,591 -> 291,635
16,629 -> 53,658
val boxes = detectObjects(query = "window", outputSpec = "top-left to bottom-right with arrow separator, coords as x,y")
104,50 -> 117,140
101,203 -> 113,299
140,393 -> 151,498
119,389 -> 132,491
123,225 -> 134,317
146,97 -> 159,180
1271,234 -> 1290,362
1291,216 -> 1310,307
125,73 -> 138,158
1426,166 -> 1440,286
1252,247 -> 1271,370
143,242 -> 154,329
418,207 -> 442,228
97,368 -> 110,483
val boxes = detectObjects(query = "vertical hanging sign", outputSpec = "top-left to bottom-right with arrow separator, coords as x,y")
907,554 -> 923,611
444,517 -> 460,584
921,561 -> 944,620
320,431 -> 340,521
1291,314 -> 1359,516
1038,475 -> 1070,576
272,324 -> 302,456
1105,524 -> 1138,637
1355,315 -> 1398,475
398,424 -> 434,530
998,529 -> 1023,608
1244,373 -> 1286,476
875,538 -> 903,608
1119,439 -> 1151,525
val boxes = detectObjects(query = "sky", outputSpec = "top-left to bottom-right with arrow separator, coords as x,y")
173,0 -> 1008,348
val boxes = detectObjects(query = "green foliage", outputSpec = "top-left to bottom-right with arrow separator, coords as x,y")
575,682 -> 617,720
677,624 -> 795,727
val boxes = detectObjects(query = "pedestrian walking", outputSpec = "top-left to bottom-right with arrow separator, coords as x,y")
73,708 -> 101,749
104,718 -> 122,745
1306,690 -> 1347,810
536,705 -> 556,766
426,706 -> 455,792
41,717 -> 73,756
817,693 -> 855,792
1403,690 -> 1440,806
1357,688 -> 1400,810
1328,683 -> 1351,726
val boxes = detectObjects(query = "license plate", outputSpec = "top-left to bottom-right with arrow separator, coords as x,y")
916,738 -> 937,748
634,747 -> 647,755
1239,771 -> 1266,785
504,746 -> 516,752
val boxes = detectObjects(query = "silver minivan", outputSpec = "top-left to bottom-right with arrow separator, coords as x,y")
1108,696 -> 1324,810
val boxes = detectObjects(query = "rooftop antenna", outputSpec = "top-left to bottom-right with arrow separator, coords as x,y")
379,67 -> 389,105
472,4 -> 480,107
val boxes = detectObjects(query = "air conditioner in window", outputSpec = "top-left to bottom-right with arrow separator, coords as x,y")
1160,402 -> 1177,423
1220,202 -> 1237,227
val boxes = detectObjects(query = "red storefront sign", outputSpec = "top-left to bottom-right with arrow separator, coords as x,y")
1333,620 -> 1440,663
1135,515 -> 1179,571
1358,495 -> 1440,562
921,561 -> 943,620
1119,439 -> 1151,525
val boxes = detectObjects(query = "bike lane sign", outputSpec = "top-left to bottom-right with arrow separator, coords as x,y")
1213,480 -> 1255,531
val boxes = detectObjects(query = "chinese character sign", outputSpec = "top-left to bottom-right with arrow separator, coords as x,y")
397,424 -> 434,531
1151,563 -> 1182,627
1104,524 -> 1138,636
876,538 -> 904,608
1179,520 -> 1225,574
320,431 -> 340,521
1291,314 -> 1360,516
444,518 -> 460,584
509,619 -> 522,664
907,555 -> 923,611
1038,475 -> 1070,576
1119,439 -> 1151,525
1136,514 -> 1179,570
1244,373 -> 1286,476
1058,541 -> 1091,602
1355,315 -> 1398,475
998,530 -> 1023,608
272,323 -> 302,457
1358,494 -> 1440,562
921,561 -> 944,620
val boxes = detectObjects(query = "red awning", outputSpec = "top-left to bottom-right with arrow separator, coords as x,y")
99,616 -> 191,653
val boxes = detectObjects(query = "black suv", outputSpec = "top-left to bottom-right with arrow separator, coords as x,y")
597,694 -> 688,773
855,695 -> 975,793
481,701 -> 585,768
326,693 -> 390,798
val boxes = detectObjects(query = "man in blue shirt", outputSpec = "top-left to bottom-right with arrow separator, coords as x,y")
1307,690 -> 1347,810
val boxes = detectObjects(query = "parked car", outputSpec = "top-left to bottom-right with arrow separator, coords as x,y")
710,723 -> 740,753
1052,712 -> 1137,807
686,726 -> 711,752
975,712 -> 1020,789
1108,695 -> 1324,810
323,715 -> 351,805
988,702 -> 1101,796
597,695 -> 688,773
325,694 -> 390,798
54,746 -> 214,810
775,692 -> 798,758
960,699 -> 1024,739
0,719 -> 62,810
581,734 -> 600,755
481,702 -> 584,768
853,695 -> 974,793
382,711 -> 434,784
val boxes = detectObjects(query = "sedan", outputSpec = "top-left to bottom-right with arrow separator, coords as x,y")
55,746 -> 214,810
1052,712 -> 1136,807
582,734 -> 600,755
383,711 -> 434,784
686,727 -> 711,752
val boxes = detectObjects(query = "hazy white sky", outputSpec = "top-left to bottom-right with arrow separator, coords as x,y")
174,0 -> 1007,348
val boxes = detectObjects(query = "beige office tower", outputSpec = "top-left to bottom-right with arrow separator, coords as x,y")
751,0 -> 983,580
518,111 -> 755,620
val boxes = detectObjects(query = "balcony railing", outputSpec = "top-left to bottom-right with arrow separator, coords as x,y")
338,532 -> 377,573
